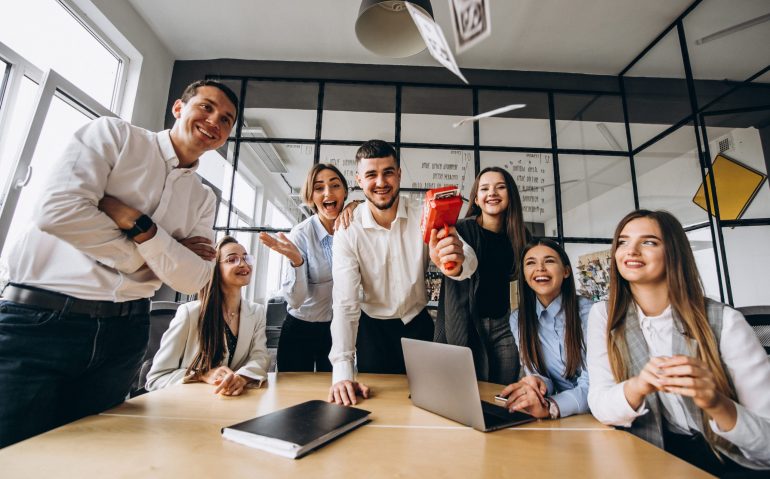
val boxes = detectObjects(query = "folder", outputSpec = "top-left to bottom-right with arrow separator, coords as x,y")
221,400 -> 371,459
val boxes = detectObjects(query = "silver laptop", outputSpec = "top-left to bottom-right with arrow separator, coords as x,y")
402,338 -> 536,432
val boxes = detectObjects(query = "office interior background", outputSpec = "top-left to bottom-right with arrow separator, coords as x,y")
0,0 -> 768,309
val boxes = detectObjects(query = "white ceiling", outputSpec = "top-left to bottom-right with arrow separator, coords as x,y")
124,0 -> 743,77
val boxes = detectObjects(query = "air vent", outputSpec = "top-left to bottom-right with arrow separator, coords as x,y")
717,135 -> 732,153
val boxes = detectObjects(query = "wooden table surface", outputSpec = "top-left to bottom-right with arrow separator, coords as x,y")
0,372 -> 713,478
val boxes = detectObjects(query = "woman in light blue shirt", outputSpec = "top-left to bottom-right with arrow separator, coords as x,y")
501,238 -> 593,419
259,164 -> 350,372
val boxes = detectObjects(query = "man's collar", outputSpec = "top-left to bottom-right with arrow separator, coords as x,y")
361,195 -> 407,229
159,130 -> 200,171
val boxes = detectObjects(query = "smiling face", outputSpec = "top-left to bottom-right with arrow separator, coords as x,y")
170,85 -> 236,158
474,171 -> 509,218
218,242 -> 253,289
615,217 -> 666,287
523,244 -> 571,307
356,155 -> 401,211
312,168 -> 346,224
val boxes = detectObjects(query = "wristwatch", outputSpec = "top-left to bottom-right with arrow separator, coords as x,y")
123,214 -> 154,239
546,398 -> 560,419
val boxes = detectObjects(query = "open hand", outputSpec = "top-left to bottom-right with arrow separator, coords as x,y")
259,232 -> 303,267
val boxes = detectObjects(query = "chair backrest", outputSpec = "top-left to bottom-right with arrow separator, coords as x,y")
265,300 -> 287,349
737,305 -> 770,355
130,301 -> 181,396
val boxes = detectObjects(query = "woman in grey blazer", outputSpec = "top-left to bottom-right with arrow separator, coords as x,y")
146,236 -> 268,395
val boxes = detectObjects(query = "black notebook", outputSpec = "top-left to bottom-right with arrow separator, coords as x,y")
221,400 -> 371,459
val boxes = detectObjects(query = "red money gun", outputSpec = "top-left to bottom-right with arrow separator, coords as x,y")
421,186 -> 463,270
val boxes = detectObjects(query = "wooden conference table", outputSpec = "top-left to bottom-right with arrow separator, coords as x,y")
0,373 -> 712,478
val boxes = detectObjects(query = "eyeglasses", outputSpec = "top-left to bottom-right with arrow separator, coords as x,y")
220,254 -> 255,266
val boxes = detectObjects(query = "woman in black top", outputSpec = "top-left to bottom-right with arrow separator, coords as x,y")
436,167 -> 529,384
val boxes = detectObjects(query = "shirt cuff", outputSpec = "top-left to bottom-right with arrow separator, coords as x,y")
551,390 -> 587,418
135,224 -> 173,259
709,401 -> 752,445
612,380 -> 649,427
332,361 -> 355,384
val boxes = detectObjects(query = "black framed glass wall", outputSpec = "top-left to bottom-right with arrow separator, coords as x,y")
192,1 -> 768,305
619,0 -> 770,307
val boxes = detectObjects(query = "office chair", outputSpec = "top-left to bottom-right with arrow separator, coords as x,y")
265,299 -> 287,348
737,305 -> 770,356
130,301 -> 182,397
264,298 -> 287,372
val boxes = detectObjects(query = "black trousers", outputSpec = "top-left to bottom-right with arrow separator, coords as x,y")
356,308 -> 434,374
276,314 -> 332,372
0,300 -> 148,448
663,428 -> 768,478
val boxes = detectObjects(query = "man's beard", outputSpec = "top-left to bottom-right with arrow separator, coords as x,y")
365,187 -> 400,211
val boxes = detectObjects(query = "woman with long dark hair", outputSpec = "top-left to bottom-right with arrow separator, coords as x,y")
436,166 -> 529,384
146,236 -> 268,395
587,210 -> 770,475
500,238 -> 593,418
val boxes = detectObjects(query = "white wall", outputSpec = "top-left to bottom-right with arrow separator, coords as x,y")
72,0 -> 174,130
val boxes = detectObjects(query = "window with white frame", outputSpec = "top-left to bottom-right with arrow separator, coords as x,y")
0,1 -> 127,278
1,0 -> 126,109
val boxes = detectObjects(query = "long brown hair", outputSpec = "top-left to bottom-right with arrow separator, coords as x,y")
465,166 -> 529,275
606,210 -> 737,452
517,238 -> 585,378
186,235 -> 240,376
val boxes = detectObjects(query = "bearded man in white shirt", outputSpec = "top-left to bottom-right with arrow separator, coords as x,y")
327,139 -> 478,406
0,79 -> 237,447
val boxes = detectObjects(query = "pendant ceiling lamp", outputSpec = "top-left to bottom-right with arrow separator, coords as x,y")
355,0 -> 434,58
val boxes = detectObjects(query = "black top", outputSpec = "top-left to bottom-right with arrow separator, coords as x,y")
476,226 -> 513,319
224,323 -> 238,367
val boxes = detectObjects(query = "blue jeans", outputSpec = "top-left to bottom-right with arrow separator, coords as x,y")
0,300 -> 149,448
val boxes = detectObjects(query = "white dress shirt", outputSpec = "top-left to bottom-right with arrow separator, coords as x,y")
280,215 -> 333,322
146,299 -> 269,391
329,196 -> 478,383
587,301 -> 770,467
6,117 -> 216,301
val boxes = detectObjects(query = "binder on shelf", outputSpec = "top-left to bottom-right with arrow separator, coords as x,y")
221,400 -> 371,459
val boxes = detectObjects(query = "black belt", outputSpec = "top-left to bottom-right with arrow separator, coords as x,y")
1,283 -> 150,318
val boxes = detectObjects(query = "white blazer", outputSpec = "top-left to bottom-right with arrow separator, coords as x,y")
146,300 -> 269,391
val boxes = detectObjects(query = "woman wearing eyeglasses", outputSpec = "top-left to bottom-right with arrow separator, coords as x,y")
146,236 -> 269,395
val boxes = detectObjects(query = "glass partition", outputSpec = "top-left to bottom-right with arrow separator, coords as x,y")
554,93 -> 628,151
558,154 -> 635,238
478,90 -> 550,148
401,87 -> 473,145
243,80 -> 318,139
322,83 -> 395,142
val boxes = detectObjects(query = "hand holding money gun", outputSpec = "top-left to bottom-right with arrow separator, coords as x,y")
421,186 -> 463,270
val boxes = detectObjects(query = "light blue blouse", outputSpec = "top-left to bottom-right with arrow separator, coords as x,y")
510,294 -> 594,417
280,215 -> 333,323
